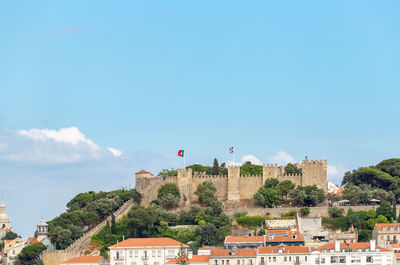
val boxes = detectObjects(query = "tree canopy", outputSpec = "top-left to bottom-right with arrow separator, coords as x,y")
195,181 -> 217,205
18,243 -> 47,265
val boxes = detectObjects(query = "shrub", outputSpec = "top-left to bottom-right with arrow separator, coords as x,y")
236,216 -> 264,227
300,207 -> 310,216
328,206 -> 345,218
281,210 -> 297,219
233,211 -> 248,218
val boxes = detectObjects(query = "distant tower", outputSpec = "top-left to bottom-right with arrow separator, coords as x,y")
35,218 -> 49,241
0,201 -> 11,230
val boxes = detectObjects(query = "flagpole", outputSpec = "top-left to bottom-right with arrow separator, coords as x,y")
184,154 -> 186,169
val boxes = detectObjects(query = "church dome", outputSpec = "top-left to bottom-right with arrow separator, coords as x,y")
37,218 -> 48,227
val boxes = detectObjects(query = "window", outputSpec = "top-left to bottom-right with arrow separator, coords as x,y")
129,251 -> 133,258
237,259 -> 241,264
376,248 -> 381,252
273,257 -> 276,262
284,257 -> 287,262
321,258 -> 325,264
158,250 -> 161,257
260,257 -> 264,264
314,258 -> 320,265
167,250 -> 175,259
390,226 -> 394,231
249,260 -> 252,265
366,256 -> 372,262
215,260 -> 218,265
154,262 -> 159,265
226,260 -> 229,265
268,257 -> 271,262
152,250 -> 156,257
383,227 -> 387,231
289,256 -> 291,261
135,251 -> 138,258
305,256 -> 307,261
357,248 -> 362,252
222,260 -> 224,265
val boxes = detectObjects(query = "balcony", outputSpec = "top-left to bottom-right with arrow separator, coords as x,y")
114,256 -> 124,261
142,256 -> 149,260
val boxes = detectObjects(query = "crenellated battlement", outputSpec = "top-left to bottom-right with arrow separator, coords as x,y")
240,174 -> 263,178
135,157 -> 328,207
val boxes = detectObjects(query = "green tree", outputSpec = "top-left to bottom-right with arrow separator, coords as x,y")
240,164 -> 263,175
199,223 -> 218,246
212,158 -> 219,175
328,207 -> 345,218
358,230 -> 372,242
376,159 -> 400,177
195,182 -> 217,205
66,192 -> 95,211
254,187 -> 281,207
125,206 -> 161,238
300,207 -> 310,217
377,202 -> 393,221
205,201 -> 224,217
284,163 -> 300,174
342,167 -> 394,190
2,231 -> 20,240
18,243 -> 47,265
176,245 -> 189,265
277,180 -> 296,198
157,169 -> 178,180
111,214 -> 117,234
159,193 -> 180,210
158,183 -> 180,199
393,198 -> 397,221
375,215 -> 389,223
264,178 -> 279,188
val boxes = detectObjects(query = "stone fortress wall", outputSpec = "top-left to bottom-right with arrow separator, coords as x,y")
136,159 -> 327,206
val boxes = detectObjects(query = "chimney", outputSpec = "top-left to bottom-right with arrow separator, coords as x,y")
335,241 -> 340,252
370,240 -> 376,251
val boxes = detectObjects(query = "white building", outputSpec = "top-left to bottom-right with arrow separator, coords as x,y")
209,248 -> 257,265
0,201 -> 11,230
257,246 -> 310,265
310,240 -> 394,265
108,238 -> 189,265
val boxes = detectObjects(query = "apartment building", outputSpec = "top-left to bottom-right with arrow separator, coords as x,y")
109,238 -> 189,265
373,223 -> 400,247
310,240 -> 394,265
257,246 -> 310,265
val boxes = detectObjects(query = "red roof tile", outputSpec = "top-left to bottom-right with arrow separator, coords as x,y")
28,237 -> 39,244
61,256 -> 103,264
109,238 -> 188,248
136,170 -> 151,174
376,223 -> 400,232
315,242 -> 391,253
258,246 -> 310,254
211,249 -> 256,257
167,255 -> 210,263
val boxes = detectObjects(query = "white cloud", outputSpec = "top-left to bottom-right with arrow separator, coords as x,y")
268,151 -> 296,165
241,154 -> 262,165
327,164 -> 348,184
0,127 -> 123,164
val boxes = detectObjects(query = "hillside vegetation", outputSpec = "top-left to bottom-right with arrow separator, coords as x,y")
48,189 -> 141,249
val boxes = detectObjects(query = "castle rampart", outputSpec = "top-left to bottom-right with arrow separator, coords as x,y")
135,159 -> 327,207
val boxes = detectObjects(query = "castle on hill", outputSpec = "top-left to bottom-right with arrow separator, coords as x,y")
136,158 -> 327,206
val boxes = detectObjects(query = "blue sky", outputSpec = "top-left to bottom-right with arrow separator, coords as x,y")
0,1 -> 399,236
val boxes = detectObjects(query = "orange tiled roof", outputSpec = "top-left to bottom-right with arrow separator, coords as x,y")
315,242 -> 391,253
167,255 -> 210,263
395,253 -> 400,259
226,232 -> 304,243
258,246 -> 310,254
211,249 -> 256,257
109,238 -> 188,248
61,256 -> 102,263
391,244 -> 400,248
376,223 -> 400,232
136,170 -> 151,174
28,237 -> 39,244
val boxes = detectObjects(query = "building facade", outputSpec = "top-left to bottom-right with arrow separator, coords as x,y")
310,241 -> 394,265
373,223 -> 400,247
108,238 -> 190,265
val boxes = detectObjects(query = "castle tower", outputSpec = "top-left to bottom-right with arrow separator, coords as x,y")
300,159 -> 328,191
35,218 -> 49,241
135,169 -> 154,194
177,168 -> 192,206
227,166 -> 240,202
0,201 -> 11,230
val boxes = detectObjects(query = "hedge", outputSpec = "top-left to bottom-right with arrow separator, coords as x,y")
236,216 -> 264,227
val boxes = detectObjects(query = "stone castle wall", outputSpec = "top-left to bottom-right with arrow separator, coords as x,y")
136,159 -> 327,206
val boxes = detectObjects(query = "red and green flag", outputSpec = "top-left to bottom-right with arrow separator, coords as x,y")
178,150 -> 184,157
